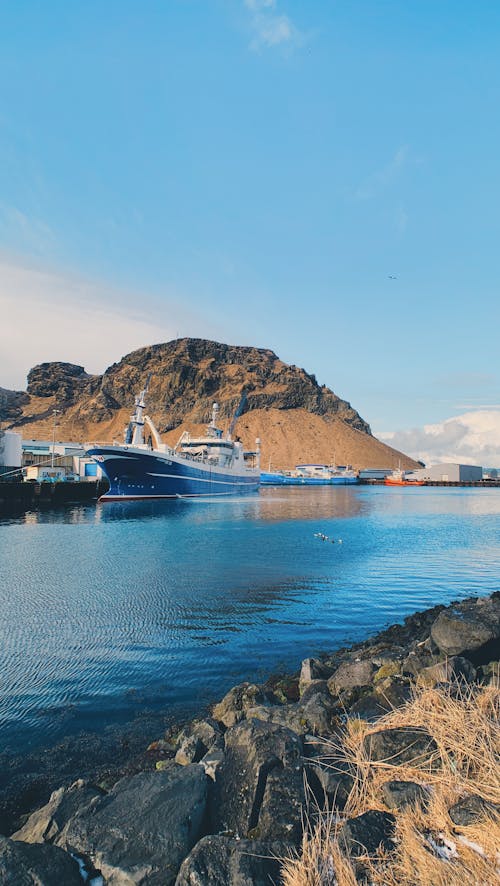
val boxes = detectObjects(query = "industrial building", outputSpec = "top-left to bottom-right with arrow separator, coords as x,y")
0,436 -> 102,482
358,468 -> 394,480
0,431 -> 22,476
21,439 -> 103,481
407,463 -> 483,483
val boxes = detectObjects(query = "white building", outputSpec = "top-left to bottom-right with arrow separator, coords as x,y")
21,439 -> 102,481
0,431 -> 22,476
408,463 -> 483,483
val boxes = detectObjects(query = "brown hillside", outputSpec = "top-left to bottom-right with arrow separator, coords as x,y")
2,338 -> 418,471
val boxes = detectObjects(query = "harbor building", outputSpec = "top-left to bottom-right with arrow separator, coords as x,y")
407,463 -> 483,483
0,431 -> 22,477
358,468 -> 394,481
21,439 -> 103,482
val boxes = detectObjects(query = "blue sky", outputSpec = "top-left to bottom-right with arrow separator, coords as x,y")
0,0 -> 499,451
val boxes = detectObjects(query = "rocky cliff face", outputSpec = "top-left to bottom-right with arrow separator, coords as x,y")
75,339 -> 372,433
9,339 -> 371,433
3,338 -> 419,470
0,387 -> 30,424
27,363 -> 94,403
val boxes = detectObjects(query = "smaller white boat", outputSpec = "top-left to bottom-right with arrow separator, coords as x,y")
260,464 -> 359,486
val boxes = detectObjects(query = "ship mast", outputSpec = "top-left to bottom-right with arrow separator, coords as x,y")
125,374 -> 152,446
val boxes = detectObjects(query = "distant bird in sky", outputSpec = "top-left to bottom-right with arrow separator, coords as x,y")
388,275 -> 397,279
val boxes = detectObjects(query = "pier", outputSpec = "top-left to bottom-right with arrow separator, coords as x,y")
0,480 -> 109,513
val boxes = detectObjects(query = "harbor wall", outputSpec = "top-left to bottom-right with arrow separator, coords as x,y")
0,480 -> 109,513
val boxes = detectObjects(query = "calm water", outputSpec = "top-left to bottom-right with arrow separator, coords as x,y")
1,486 -> 499,754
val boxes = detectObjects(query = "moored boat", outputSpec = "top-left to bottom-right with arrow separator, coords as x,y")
260,463 -> 359,486
86,380 -> 260,500
384,469 -> 424,487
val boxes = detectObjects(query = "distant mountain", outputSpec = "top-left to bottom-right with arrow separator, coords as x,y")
1,338 -> 419,470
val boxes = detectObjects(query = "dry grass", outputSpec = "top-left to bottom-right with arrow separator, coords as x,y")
281,680 -> 500,885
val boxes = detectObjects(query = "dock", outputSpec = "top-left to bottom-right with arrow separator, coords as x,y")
0,480 -> 109,514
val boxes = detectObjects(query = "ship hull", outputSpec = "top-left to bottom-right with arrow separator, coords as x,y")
384,478 -> 424,487
87,446 -> 259,500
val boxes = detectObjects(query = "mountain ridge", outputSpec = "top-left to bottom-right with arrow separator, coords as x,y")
1,338 -> 419,470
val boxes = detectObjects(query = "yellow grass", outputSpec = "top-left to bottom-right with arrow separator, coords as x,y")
281,681 -> 500,885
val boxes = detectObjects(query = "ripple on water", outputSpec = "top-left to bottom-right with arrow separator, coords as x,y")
1,486 -> 500,752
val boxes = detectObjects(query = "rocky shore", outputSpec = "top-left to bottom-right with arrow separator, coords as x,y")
1,592 -> 499,884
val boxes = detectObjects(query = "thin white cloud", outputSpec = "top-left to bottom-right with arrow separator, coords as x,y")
0,204 -> 57,257
0,256 -> 211,390
244,0 -> 303,51
378,410 -> 500,467
355,146 -> 409,201
454,403 -> 500,411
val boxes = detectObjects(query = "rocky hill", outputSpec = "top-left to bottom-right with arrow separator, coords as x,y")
1,338 -> 418,470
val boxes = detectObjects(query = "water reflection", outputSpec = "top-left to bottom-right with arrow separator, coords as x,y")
3,486 -> 368,527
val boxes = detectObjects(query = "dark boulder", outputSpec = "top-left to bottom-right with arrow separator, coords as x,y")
430,599 -> 500,661
363,727 -> 440,768
0,835 -> 82,885
338,810 -> 396,857
175,835 -> 284,885
348,678 -> 411,722
448,794 -> 499,826
247,680 -> 337,736
212,683 -> 269,728
417,656 -> 476,687
11,779 -> 103,844
327,659 -> 376,695
305,762 -> 354,811
58,765 -> 208,885
211,719 -> 304,845
381,780 -> 429,811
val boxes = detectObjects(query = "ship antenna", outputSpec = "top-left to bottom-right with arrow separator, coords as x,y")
125,373 -> 152,446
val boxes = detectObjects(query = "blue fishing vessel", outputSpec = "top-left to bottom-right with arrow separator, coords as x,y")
86,380 -> 261,500
260,464 -> 359,486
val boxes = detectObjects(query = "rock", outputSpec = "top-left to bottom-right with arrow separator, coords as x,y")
381,780 -> 429,811
0,835 -> 82,885
371,675 -> 412,707
175,835 -> 284,885
199,748 -> 225,781
303,733 -> 355,811
212,683 -> 268,728
480,660 -> 500,684
175,735 -> 207,766
176,718 -> 224,752
348,677 -> 411,721
327,660 -> 376,694
348,692 -> 391,722
211,719 -> 304,845
26,362 -> 91,402
448,794 -> 499,826
417,656 -> 476,687
373,660 -> 401,682
299,658 -> 333,693
363,727 -> 440,768
266,675 -> 300,704
58,765 -> 208,885
402,649 -> 441,677
338,810 -> 396,857
305,762 -> 354,811
430,599 -> 500,660
11,779 -> 103,844
247,680 -> 337,736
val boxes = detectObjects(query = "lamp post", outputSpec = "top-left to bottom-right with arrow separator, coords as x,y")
51,409 -> 60,469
